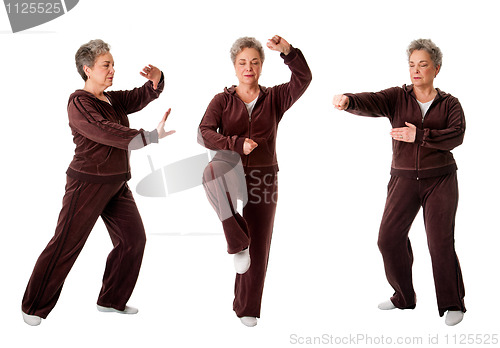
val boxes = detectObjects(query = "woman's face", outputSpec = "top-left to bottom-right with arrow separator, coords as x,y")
86,52 -> 115,89
409,49 -> 440,88
234,47 -> 262,87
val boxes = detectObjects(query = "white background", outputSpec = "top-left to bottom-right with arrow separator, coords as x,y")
0,0 -> 498,347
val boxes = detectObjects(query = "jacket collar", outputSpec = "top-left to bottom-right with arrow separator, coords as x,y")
68,89 -> 112,105
403,84 -> 449,101
70,89 -> 112,100
225,85 -> 269,96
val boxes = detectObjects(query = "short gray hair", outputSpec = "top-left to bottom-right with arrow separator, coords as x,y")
407,38 -> 443,68
230,37 -> 265,65
75,39 -> 111,81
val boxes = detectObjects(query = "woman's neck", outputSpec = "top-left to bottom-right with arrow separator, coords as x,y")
235,83 -> 260,103
413,84 -> 437,103
84,81 -> 106,101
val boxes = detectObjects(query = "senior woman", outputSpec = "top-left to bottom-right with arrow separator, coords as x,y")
199,35 -> 311,327
333,39 -> 466,326
21,39 -> 174,326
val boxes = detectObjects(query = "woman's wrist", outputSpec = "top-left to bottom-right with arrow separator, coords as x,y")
282,46 -> 291,55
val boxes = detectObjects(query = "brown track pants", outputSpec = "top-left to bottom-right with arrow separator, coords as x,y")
203,160 -> 277,318
378,172 -> 466,316
22,176 -> 146,318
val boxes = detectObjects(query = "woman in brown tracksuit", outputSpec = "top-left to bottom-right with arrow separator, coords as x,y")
333,39 -> 466,326
21,39 -> 174,326
199,35 -> 311,327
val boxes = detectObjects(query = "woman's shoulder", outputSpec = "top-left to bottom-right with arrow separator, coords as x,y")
211,86 -> 239,102
436,88 -> 457,100
204,88 -> 232,110
69,89 -> 92,99
435,88 -> 462,109
68,89 -> 96,106
382,85 -> 410,100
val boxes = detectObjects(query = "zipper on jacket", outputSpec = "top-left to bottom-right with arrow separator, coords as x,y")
238,96 -> 257,168
415,119 -> 423,180
415,98 -> 437,180
413,94 -> 437,181
237,93 -> 261,168
246,108 -> 252,167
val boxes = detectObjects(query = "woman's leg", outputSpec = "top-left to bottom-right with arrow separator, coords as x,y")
421,172 -> 466,317
97,183 -> 147,311
22,177 -> 120,319
233,170 -> 278,318
202,160 -> 250,254
378,176 -> 421,310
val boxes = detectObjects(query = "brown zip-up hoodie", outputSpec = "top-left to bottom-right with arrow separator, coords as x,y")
66,75 -> 164,183
345,84 -> 465,179
198,47 -> 312,172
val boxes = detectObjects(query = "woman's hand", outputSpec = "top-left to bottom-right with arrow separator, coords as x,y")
391,122 -> 416,143
332,94 -> 349,110
157,108 -> 176,139
266,35 -> 291,55
140,64 -> 162,90
243,138 -> 258,155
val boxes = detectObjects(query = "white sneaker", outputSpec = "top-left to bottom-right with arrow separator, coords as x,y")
378,299 -> 396,310
445,311 -> 464,326
96,304 -> 138,314
240,316 -> 258,327
234,248 -> 251,274
22,311 -> 41,326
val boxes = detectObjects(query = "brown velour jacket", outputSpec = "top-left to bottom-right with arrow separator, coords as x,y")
66,75 -> 164,183
198,46 -> 312,173
345,84 -> 466,179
